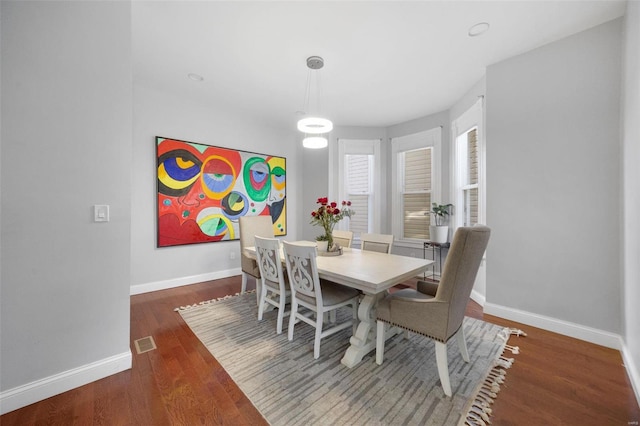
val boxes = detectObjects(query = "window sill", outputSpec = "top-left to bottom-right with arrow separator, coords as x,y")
393,239 -> 427,250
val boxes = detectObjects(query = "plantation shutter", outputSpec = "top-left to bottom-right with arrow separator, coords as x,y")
402,148 -> 432,239
346,154 -> 370,235
464,129 -> 479,226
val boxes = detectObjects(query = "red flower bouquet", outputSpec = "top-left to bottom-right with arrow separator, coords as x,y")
310,197 -> 354,249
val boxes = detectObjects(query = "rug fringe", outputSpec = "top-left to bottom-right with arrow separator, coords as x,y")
460,327 -> 526,426
173,290 -> 255,312
508,327 -> 528,337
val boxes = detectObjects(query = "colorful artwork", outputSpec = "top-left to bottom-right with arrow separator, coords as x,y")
156,137 -> 286,247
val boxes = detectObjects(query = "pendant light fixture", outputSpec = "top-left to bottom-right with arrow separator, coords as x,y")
298,56 -> 332,149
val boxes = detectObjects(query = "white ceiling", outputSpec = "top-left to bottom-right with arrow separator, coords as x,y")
132,1 -> 626,130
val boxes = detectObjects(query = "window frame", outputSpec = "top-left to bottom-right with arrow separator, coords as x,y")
336,139 -> 382,242
457,127 -> 479,227
451,98 -> 485,231
391,127 -> 442,249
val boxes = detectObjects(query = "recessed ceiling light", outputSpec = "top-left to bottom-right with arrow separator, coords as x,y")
187,73 -> 204,82
468,22 -> 490,37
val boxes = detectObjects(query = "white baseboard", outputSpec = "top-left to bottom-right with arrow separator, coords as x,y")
484,302 -> 623,350
621,343 -> 640,407
470,289 -> 485,307
130,268 -> 241,295
0,351 -> 131,415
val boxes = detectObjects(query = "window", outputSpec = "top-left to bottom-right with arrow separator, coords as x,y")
452,98 -> 486,296
391,128 -> 442,245
401,147 -> 432,239
345,154 -> 372,235
457,127 -> 479,226
452,98 -> 484,230
336,139 -> 381,239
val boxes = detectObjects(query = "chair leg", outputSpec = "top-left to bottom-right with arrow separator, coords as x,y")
257,282 -> 266,321
255,278 -> 262,307
314,312 -> 323,359
376,320 -> 385,365
241,272 -> 248,294
288,301 -> 297,341
276,291 -> 285,334
456,326 -> 470,362
435,341 -> 452,397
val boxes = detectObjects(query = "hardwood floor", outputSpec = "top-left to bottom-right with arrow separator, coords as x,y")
2,276 -> 638,425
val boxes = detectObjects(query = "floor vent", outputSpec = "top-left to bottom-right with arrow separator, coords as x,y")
134,336 -> 157,354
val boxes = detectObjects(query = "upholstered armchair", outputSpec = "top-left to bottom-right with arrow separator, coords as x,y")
239,215 -> 274,295
375,226 -> 491,397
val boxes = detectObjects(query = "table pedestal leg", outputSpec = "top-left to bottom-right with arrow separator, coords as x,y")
341,292 -> 401,368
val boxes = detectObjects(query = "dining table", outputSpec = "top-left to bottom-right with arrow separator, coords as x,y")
244,242 -> 433,368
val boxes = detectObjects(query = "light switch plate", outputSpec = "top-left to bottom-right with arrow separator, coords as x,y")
94,205 -> 110,222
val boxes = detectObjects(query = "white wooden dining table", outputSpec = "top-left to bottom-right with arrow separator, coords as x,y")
244,242 -> 433,368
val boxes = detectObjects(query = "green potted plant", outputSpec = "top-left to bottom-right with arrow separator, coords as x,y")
429,202 -> 453,243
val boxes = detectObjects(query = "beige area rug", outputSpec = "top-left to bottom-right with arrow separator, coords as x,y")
176,293 -> 521,426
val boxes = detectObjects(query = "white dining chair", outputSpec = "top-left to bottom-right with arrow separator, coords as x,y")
361,233 -> 394,254
254,236 -> 290,334
331,230 -> 354,248
282,241 -> 360,359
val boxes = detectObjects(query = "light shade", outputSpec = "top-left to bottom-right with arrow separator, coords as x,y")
297,117 -> 333,134
303,136 -> 328,149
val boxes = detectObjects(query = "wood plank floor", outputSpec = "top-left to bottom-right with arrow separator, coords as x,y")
2,276 -> 638,425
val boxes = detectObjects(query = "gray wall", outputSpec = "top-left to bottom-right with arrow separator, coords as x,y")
622,2 -> 640,398
1,0 -> 132,407
485,19 -> 622,333
449,77 -> 486,126
301,142 -> 331,242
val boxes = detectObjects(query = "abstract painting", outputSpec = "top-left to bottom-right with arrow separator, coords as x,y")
156,137 -> 286,247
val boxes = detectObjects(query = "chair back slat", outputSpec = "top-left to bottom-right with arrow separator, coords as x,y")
332,230 -> 354,248
254,236 -> 282,283
282,242 -> 321,305
361,233 -> 394,254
